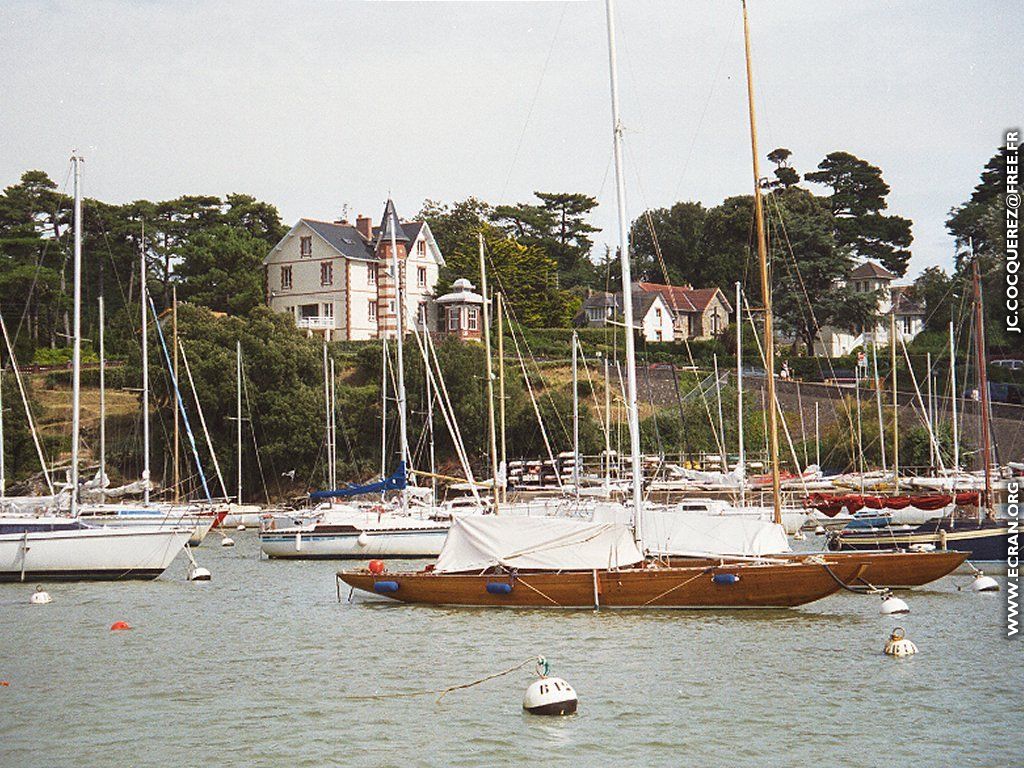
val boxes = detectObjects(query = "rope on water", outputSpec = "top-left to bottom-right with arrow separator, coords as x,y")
339,656 -> 542,704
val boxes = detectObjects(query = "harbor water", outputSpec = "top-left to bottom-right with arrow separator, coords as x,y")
1,534 -> 1019,767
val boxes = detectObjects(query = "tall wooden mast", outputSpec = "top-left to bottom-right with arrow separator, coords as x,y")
741,0 -> 781,525
971,253 -> 994,519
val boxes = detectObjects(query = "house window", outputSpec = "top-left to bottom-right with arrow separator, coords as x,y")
322,303 -> 334,319
389,300 -> 395,314
300,236 -> 312,257
417,303 -> 428,327
448,307 -> 460,331
280,265 -> 292,289
903,316 -> 912,334
467,307 -> 479,331
368,263 -> 377,285
320,261 -> 333,286
711,309 -> 721,335
417,266 -> 427,287
368,300 -> 377,322
417,240 -> 426,257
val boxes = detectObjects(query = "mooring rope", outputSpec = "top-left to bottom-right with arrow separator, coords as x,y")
338,656 -> 541,703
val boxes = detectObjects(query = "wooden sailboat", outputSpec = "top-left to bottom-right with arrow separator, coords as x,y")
336,0 -> 880,610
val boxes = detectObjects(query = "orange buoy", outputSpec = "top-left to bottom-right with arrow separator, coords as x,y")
368,559 -> 386,575
0,681 -> 9,687
110,621 -> 131,631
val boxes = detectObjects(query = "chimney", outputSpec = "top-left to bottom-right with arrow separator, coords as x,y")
356,214 -> 373,241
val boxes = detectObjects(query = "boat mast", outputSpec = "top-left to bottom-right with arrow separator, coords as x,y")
971,251 -> 994,519
926,351 -> 934,470
236,340 -> 243,504
890,310 -> 899,491
0,368 -> 5,500
69,152 -> 83,516
605,0 -> 644,543
572,331 -> 580,496
741,0 -> 781,525
950,320 -> 960,473
736,281 -> 745,506
141,225 -> 150,505
387,200 -> 410,511
98,294 -> 106,502
497,291 -> 507,505
604,356 -> 612,493
172,286 -> 180,502
479,232 -> 499,510
380,336 -> 388,479
872,341 -> 886,472
322,342 -> 331,489
330,357 -> 337,490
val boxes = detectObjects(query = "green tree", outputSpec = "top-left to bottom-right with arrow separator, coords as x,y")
440,223 -> 573,328
768,186 -> 877,354
175,225 -> 267,315
806,151 -> 913,276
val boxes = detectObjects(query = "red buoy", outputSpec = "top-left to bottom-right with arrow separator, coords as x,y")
368,559 -> 385,575
110,621 -> 131,631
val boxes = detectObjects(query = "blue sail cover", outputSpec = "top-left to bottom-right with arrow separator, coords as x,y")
309,462 -> 407,500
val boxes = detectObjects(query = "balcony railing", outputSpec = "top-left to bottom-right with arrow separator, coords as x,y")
297,316 -> 335,330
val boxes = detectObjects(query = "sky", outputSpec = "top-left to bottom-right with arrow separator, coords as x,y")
1,1 -> 1018,280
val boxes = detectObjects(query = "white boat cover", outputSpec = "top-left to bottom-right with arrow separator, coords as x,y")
433,515 -> 644,573
591,508 -> 790,558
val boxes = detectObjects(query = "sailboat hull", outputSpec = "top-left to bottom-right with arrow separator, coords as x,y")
338,560 -> 865,609
669,550 -> 970,590
827,519 -> 1009,562
0,526 -> 191,582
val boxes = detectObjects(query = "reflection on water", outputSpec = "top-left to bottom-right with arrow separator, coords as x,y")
1,534 -> 1019,768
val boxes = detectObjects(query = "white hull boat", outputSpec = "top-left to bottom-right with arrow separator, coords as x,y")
0,516 -> 191,581
259,504 -> 450,559
222,503 -> 264,528
77,502 -> 227,546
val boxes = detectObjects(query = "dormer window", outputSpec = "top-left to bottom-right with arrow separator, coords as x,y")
300,236 -> 312,257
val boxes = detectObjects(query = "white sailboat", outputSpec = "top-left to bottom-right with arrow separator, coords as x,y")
259,200 -> 462,559
75,233 -> 226,545
0,153 -> 191,581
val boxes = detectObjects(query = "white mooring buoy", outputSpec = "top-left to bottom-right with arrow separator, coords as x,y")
523,657 -> 577,716
880,592 -> 910,615
884,626 -> 918,657
357,532 -> 370,547
971,573 -> 999,592
187,564 -> 212,581
221,537 -> 235,548
236,524 -> 246,532
30,586 -> 52,605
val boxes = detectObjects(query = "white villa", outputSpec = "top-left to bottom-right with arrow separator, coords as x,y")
579,289 -> 677,342
814,261 -> 925,356
263,200 -> 444,341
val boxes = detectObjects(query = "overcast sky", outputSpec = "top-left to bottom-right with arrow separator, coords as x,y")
1,1 -> 1017,279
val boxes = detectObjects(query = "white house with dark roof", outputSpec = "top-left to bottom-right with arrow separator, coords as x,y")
814,261 -> 925,356
579,289 -> 676,342
263,201 -> 444,341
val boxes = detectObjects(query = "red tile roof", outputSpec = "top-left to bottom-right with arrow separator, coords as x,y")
634,282 -> 730,313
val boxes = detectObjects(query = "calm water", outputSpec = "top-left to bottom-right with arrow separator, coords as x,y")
1,534 -> 1020,768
